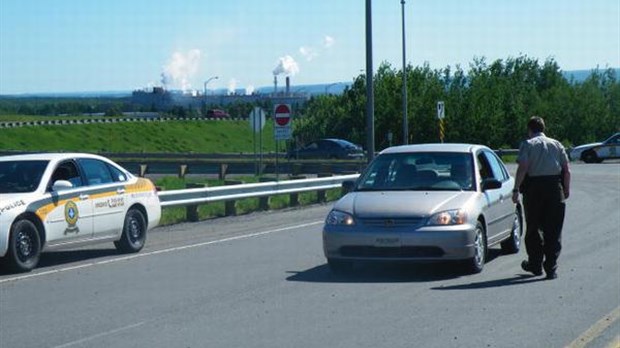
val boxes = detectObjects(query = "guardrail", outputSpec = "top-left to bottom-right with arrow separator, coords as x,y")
157,174 -> 360,220
0,116 -> 242,128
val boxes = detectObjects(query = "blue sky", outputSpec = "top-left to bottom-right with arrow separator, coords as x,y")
1,0 -> 618,94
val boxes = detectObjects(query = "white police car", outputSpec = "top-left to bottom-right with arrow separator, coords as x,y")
570,132 -> 620,163
0,153 -> 161,272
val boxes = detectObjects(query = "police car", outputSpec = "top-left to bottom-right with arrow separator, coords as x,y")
569,132 -> 620,163
0,153 -> 161,272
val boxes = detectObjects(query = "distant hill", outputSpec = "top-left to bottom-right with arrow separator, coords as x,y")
2,69 -> 618,98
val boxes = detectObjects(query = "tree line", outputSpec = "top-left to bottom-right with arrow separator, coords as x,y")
294,56 -> 619,149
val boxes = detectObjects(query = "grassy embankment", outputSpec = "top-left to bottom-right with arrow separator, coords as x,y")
0,116 -> 342,224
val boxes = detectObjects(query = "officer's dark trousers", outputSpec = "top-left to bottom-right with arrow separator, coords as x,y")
522,176 -> 566,273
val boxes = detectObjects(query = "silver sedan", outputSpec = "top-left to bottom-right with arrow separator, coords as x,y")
323,143 -> 522,274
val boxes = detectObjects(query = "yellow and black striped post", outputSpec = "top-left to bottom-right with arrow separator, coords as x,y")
437,101 -> 445,143
439,118 -> 445,143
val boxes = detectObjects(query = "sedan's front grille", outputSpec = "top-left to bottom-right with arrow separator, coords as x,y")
358,217 -> 424,227
339,246 -> 444,258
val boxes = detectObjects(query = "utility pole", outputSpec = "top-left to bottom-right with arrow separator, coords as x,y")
401,0 -> 408,145
365,0 -> 375,162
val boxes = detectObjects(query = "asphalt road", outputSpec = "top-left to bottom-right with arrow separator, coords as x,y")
0,163 -> 618,348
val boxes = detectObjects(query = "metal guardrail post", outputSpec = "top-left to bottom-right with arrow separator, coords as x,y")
317,173 -> 332,203
139,164 -> 148,177
219,164 -> 228,180
288,175 -> 306,207
185,183 -> 206,222
258,177 -> 277,210
224,180 -> 244,216
178,164 -> 188,179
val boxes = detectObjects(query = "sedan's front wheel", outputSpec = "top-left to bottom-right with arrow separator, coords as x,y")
6,219 -> 41,273
463,222 -> 486,274
501,210 -> 522,254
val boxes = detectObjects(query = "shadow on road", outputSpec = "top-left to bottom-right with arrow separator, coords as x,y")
286,248 -> 509,284
287,261 -> 470,284
431,274 -> 548,290
0,248 -> 119,276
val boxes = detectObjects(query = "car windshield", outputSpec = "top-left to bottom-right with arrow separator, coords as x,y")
356,152 -> 474,191
0,160 -> 49,193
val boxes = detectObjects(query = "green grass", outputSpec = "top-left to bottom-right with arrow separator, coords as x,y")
0,119 -> 277,154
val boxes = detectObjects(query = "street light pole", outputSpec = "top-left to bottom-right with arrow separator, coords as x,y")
365,0 -> 375,162
204,76 -> 219,97
401,0 -> 408,145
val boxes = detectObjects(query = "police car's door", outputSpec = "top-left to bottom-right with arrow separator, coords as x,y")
77,158 -> 127,239
44,161 -> 95,245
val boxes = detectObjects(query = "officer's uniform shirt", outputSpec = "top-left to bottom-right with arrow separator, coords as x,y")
517,132 -> 569,177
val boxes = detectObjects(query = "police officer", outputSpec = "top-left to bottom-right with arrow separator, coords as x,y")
512,116 -> 571,280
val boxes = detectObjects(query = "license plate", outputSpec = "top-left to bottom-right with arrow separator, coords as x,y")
374,237 -> 401,247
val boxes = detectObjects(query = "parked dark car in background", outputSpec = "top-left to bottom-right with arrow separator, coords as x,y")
206,109 -> 230,118
287,139 -> 364,160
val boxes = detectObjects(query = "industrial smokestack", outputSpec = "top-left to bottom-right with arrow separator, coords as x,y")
274,75 -> 278,94
286,76 -> 290,95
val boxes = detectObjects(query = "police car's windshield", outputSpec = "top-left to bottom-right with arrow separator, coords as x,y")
0,160 -> 48,193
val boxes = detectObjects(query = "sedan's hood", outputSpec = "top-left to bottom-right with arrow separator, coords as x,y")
333,191 -> 476,218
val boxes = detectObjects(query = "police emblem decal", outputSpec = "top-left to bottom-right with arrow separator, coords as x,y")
64,201 -> 80,234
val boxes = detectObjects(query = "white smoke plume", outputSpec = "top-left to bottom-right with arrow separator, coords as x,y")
227,78 -> 237,95
272,55 -> 299,76
323,35 -> 335,48
299,46 -> 318,61
245,85 -> 255,95
160,49 -> 201,91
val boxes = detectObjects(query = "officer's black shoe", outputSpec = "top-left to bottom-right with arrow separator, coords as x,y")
545,271 -> 558,280
521,260 -> 543,276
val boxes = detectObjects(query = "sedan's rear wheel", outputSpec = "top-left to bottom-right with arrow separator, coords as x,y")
464,222 -> 486,274
501,210 -> 522,254
6,219 -> 41,273
114,208 -> 147,253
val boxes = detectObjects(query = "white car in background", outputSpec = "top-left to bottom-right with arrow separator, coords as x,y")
570,132 -> 620,163
0,153 -> 161,272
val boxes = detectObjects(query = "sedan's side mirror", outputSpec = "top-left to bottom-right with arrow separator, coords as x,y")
342,180 -> 355,193
481,178 -> 502,191
52,180 -> 73,191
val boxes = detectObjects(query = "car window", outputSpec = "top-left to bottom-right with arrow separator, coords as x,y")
476,152 -> 494,183
49,161 -> 83,189
305,142 -> 318,150
482,151 -> 509,182
78,158 -> 114,185
108,163 -> 128,182
0,160 -> 48,193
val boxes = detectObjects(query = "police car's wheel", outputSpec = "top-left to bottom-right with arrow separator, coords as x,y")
582,150 -> 598,163
115,208 -> 146,253
464,222 -> 486,274
6,219 -> 41,272
501,210 -> 522,254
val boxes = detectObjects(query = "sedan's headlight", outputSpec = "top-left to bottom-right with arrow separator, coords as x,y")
427,209 -> 467,226
325,210 -> 356,226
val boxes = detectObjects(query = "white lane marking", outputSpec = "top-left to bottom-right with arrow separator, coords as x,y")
0,220 -> 323,285
565,306 -> 620,348
52,321 -> 147,348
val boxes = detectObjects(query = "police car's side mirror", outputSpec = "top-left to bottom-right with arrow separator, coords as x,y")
342,180 -> 355,193
52,180 -> 73,191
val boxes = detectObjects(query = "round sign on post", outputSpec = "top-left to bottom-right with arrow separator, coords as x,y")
274,104 -> 292,140
274,104 -> 291,126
